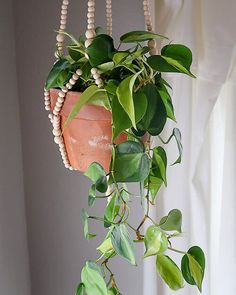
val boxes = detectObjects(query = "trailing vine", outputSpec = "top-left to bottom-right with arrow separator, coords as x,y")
45,27 -> 206,295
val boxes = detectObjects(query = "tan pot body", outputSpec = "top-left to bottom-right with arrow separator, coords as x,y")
50,89 -> 127,172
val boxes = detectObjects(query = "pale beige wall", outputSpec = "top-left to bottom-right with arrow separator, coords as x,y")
13,1 -> 146,294
0,0 -> 31,294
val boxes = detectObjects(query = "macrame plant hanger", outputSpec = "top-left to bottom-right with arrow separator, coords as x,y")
44,0 -> 156,171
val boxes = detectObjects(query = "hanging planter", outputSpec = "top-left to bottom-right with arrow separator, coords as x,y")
44,0 -> 206,294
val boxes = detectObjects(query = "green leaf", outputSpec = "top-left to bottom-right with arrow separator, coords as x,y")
65,85 -> 110,128
108,287 -> 118,295
120,30 -> 167,43
113,52 -> 130,65
113,141 -> 150,183
84,162 -> 108,193
144,226 -> 168,258
81,261 -> 108,295
156,255 -> 184,290
45,59 -> 71,90
148,175 -> 163,202
81,209 -> 96,240
104,194 -> 118,227
112,90 -> 147,140
147,44 -> 195,77
137,84 -> 167,136
95,26 -> 106,36
116,70 -> 143,129
160,209 -> 182,232
86,34 -> 115,67
75,283 -> 84,295
97,61 -> 115,72
181,246 -> 205,292
160,128 -> 183,165
157,86 -> 176,121
88,185 -> 96,207
152,147 -> 167,185
68,46 -> 83,61
97,237 -> 115,258
111,224 -> 136,265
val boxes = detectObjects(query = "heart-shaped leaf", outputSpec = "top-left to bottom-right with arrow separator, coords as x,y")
144,226 -> 168,258
81,261 -> 108,295
120,30 -> 167,43
75,283 -> 84,295
116,70 -> 143,129
104,194 -> 118,227
81,209 -> 96,240
84,162 -> 108,193
111,224 -> 136,265
181,246 -> 205,292
86,34 -> 115,67
65,85 -> 110,128
160,209 -> 182,233
156,255 -> 184,290
45,59 -> 71,90
113,141 -> 150,183
147,44 -> 195,77
112,90 -> 147,140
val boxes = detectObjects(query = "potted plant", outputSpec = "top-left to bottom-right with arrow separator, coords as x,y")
44,0 -> 205,294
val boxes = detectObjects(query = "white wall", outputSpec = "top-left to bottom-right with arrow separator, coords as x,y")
0,1 -> 31,294
13,1 -> 146,294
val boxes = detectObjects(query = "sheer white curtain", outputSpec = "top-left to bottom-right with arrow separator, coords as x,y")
143,1 -> 236,294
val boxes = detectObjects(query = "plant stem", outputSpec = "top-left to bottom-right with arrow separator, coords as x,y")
168,247 -> 187,255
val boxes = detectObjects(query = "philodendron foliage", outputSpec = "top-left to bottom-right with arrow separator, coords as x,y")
46,27 -> 205,295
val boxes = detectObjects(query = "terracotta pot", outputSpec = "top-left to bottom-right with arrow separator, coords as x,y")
50,89 -> 127,173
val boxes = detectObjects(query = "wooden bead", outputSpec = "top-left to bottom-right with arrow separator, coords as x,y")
88,7 -> 95,12
91,68 -> 97,75
85,39 -> 93,48
69,78 -> 76,85
44,96 -> 50,101
53,110 -> 59,116
143,0 -> 148,5
60,24 -> 66,30
54,106 -> 61,112
54,136 -> 63,144
76,69 -> 83,76
87,12 -> 95,18
95,78 -> 103,85
48,114 -> 53,120
65,163 -> 70,168
88,1 -> 95,7
148,39 -> 156,48
61,9 -> 68,15
45,105 -> 50,111
60,19 -> 67,25
53,124 -> 60,130
69,166 -> 74,171
61,4 -> 67,9
45,101 -> 50,106
85,29 -> 96,39
62,87 -> 68,93
72,73 -> 79,80
93,73 -> 100,79
56,102 -> 62,108
63,0 -> 69,5
88,24 -> 95,30
149,48 -> 157,55
57,97 -> 64,103
44,90 -> 49,96
58,91 -> 65,98
53,129 -> 61,136
88,18 -> 94,24
61,14 -> 67,20
66,83 -> 72,89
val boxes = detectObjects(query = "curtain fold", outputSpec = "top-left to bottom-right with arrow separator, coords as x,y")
143,1 -> 236,294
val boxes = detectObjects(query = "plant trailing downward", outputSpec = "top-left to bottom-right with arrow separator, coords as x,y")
45,28 -> 205,295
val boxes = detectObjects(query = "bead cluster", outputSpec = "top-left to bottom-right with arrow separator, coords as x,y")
44,68 -> 83,170
106,0 -> 112,36
85,0 -> 96,48
56,0 -> 70,53
143,0 -> 157,55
